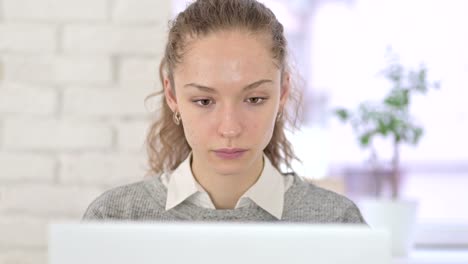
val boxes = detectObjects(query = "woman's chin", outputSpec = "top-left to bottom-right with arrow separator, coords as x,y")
208,151 -> 260,176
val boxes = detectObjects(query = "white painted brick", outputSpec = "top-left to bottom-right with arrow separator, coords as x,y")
0,249 -> 46,264
2,55 -> 53,83
63,25 -> 165,55
0,184 -> 103,217
3,119 -> 113,151
0,24 -> 56,53
112,0 -> 172,23
3,0 -> 107,22
62,87 -> 152,117
0,153 -> 55,182
117,120 -> 150,151
119,57 -> 159,82
0,216 -> 48,248
2,55 -> 112,84
59,153 -> 147,186
0,82 -> 57,115
54,56 -> 113,84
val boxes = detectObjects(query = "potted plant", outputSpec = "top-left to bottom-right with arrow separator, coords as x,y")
333,50 -> 440,256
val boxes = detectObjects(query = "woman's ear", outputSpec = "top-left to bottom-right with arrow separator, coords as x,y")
279,72 -> 291,109
163,77 -> 178,112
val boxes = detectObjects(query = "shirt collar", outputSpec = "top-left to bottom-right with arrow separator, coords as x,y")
165,153 -> 199,211
165,152 -> 285,219
241,155 -> 285,219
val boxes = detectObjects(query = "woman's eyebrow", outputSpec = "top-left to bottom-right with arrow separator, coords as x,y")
184,79 -> 273,93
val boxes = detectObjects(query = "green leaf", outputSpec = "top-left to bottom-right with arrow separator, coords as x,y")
334,108 -> 350,121
411,127 -> 424,145
409,127 -> 424,145
377,118 -> 390,136
395,134 -> 402,143
384,89 -> 409,109
418,67 -> 427,83
359,131 -> 374,147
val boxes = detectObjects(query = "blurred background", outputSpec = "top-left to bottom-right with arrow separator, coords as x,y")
0,0 -> 467,263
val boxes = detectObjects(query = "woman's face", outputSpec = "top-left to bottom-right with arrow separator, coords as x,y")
164,30 -> 289,176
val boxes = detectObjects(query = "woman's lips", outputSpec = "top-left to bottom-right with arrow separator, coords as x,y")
213,149 -> 247,159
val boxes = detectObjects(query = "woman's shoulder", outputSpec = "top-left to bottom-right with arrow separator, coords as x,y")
82,178 -> 162,220
285,175 -> 366,224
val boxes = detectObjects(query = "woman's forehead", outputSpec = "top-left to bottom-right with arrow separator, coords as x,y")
174,30 -> 280,86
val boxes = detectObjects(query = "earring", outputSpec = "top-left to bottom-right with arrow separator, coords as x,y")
276,111 -> 283,122
173,111 -> 181,125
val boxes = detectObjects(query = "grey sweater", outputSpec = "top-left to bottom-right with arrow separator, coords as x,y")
83,174 -> 366,223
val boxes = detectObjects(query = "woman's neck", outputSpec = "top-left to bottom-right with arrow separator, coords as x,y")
190,154 -> 264,209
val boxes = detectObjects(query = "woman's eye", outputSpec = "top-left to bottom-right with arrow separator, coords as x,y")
193,99 -> 213,107
246,97 -> 266,104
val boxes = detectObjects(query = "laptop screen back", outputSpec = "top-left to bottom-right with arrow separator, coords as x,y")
49,222 -> 390,264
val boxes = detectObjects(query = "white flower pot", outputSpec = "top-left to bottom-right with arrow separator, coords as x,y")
358,199 -> 418,257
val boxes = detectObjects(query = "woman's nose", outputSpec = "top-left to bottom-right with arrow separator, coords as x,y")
217,107 -> 242,138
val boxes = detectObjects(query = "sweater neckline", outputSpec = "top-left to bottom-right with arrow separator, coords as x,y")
142,173 -> 311,218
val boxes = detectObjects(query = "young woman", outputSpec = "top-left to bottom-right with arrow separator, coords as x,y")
83,0 -> 365,223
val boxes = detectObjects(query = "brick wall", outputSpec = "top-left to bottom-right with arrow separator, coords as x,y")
0,0 -> 171,263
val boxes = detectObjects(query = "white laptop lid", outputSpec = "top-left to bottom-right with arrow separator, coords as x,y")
49,222 -> 390,264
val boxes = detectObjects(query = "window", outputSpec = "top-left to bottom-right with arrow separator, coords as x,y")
309,0 -> 468,225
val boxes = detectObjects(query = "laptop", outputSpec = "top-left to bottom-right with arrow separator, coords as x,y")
49,222 -> 390,264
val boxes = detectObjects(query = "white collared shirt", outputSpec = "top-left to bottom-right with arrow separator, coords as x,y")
160,153 -> 294,219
